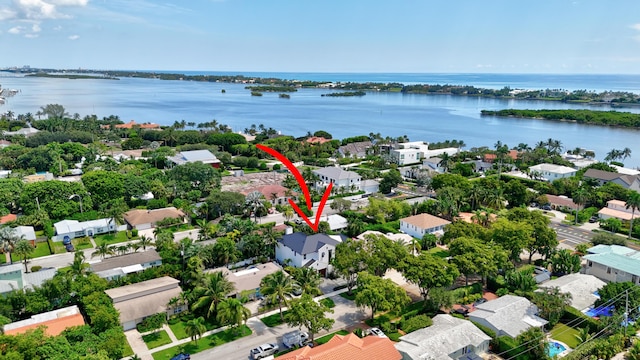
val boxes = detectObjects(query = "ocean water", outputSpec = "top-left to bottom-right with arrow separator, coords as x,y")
1,71 -> 640,167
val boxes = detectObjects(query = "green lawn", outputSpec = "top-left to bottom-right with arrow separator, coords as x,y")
94,231 -> 136,246
142,330 -> 173,349
320,298 -> 335,308
168,317 -> 223,340
151,325 -> 251,360
50,237 -> 94,254
550,322 -> 580,349
122,341 -> 134,358
261,311 -> 288,327
339,289 -> 359,301
426,247 -> 450,258
315,330 -> 349,345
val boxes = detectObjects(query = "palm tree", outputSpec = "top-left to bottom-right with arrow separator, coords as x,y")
0,226 -> 20,264
626,191 -> 640,239
138,235 -> 153,251
216,298 -> 251,333
438,153 -> 454,172
574,327 -> 592,343
91,243 -> 114,259
191,271 -> 235,318
69,250 -> 90,278
245,191 -> 265,223
468,183 -> 485,210
291,267 -> 321,296
622,147 -> 632,162
605,148 -> 622,162
627,340 -> 640,360
572,188 -> 589,225
184,316 -> 207,345
13,239 -> 34,273
283,206 -> 294,222
260,270 -> 296,321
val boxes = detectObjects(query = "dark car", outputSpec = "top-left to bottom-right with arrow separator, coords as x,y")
589,216 -> 599,223
473,298 -> 487,307
170,353 -> 190,360
65,244 -> 75,252
62,236 -> 72,245
542,204 -> 552,211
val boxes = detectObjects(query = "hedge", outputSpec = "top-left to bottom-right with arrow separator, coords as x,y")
471,320 -> 496,339
491,336 -> 521,359
561,307 -> 601,333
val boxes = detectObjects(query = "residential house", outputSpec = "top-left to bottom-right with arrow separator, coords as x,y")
305,136 -> 331,145
468,295 -> 548,338
279,333 -> 401,360
357,230 -> 415,249
528,163 -> 577,182
583,169 -> 640,191
3,305 -> 85,336
338,141 -> 372,159
389,142 -> 429,166
423,157 -> 445,173
123,207 -> 186,230
275,230 -> 342,276
2,127 -> 39,137
168,149 -> 221,168
313,167 -> 361,192
105,276 -> 185,330
0,214 -> 16,224
13,225 -> 36,246
0,263 -> 56,294
241,184 -> 297,206
395,314 -> 491,360
583,245 -> 640,284
597,200 -> 640,221
23,172 -> 54,183
53,218 -> 116,241
483,150 -> 519,163
400,213 -> 451,239
208,262 -> 283,300
313,214 -> 348,231
360,179 -> 380,194
611,165 -> 640,176
538,273 -> 606,311
91,249 -> 162,280
100,120 -> 160,130
545,195 -> 578,211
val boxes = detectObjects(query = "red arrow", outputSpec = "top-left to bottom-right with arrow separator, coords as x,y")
256,144 -> 333,232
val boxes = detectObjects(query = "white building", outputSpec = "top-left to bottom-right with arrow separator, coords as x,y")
583,245 -> 640,284
537,273 -> 606,311
400,213 -> 451,239
275,231 -> 342,276
53,218 -> 115,241
313,167 -> 361,191
389,141 -> 458,166
468,295 -> 548,338
528,163 -> 577,182
168,149 -> 221,168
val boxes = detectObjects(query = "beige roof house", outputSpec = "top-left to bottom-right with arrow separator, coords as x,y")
105,276 -> 182,330
400,213 -> 451,239
123,207 -> 186,230
208,262 -> 283,299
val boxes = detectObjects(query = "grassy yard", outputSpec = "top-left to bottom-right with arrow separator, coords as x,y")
550,322 -> 580,349
94,231 -> 136,246
11,241 -> 53,262
261,311 -> 288,327
142,330 -> 173,349
50,237 -> 93,254
339,289 -> 359,301
151,325 -> 251,360
425,246 -> 450,258
168,317 -> 223,340
320,298 -> 335,308
315,330 -> 350,345
122,341 -> 134,358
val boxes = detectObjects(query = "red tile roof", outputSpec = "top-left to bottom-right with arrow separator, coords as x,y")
100,120 -> 160,130
483,150 -> 519,163
0,213 -> 17,224
278,333 -> 402,360
241,184 -> 297,199
5,311 -> 85,336
305,136 -> 331,144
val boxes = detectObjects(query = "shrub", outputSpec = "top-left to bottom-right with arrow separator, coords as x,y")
31,265 -> 42,272
353,328 -> 364,338
486,275 -> 505,292
471,320 -> 496,338
273,164 -> 281,170
492,336 -> 520,359
137,313 -> 167,333
131,228 -> 139,237
562,307 -> 601,333
496,288 -> 510,296
400,314 -> 433,333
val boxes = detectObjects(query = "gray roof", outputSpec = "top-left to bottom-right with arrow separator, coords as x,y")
91,249 -> 161,272
169,150 -> 220,165
468,295 -> 548,338
23,268 -> 57,290
278,232 -> 340,255
538,274 -> 606,311
14,226 -> 36,241
583,168 -> 624,181
313,167 -> 360,181
338,141 -> 372,156
395,314 -> 491,360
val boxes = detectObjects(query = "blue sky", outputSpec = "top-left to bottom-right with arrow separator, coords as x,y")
2,0 -> 640,73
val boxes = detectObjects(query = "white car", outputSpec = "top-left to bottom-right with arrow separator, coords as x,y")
368,327 -> 387,338
250,343 -> 279,359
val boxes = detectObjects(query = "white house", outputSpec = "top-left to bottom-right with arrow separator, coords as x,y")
468,295 -> 548,338
598,199 -> 640,221
168,149 -> 221,168
313,167 -> 361,192
275,230 -> 342,276
538,273 -> 606,311
583,245 -> 640,284
400,213 -> 451,239
389,141 -> 429,166
53,218 -> 115,241
395,314 -> 491,360
528,163 -> 577,182
208,262 -> 283,300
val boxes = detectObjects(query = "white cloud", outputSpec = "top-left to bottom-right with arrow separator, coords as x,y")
0,0 -> 88,21
630,23 -> 640,31
32,23 -> 41,32
8,26 -> 24,34
24,33 -> 39,38
68,34 -> 79,40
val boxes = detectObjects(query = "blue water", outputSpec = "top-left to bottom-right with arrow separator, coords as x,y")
547,342 -> 567,357
585,305 -> 614,317
2,72 -> 640,167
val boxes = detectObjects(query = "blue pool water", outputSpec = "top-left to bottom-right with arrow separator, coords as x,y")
547,342 -> 567,358
585,305 -> 614,318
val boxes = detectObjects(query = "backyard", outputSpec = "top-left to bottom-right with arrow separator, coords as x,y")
168,316 -> 222,340
94,231 -> 137,246
549,322 -> 581,349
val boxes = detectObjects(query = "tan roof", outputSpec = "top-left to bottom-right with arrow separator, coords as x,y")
105,277 -> 181,323
401,213 -> 450,229
123,207 -> 185,226
241,184 -> 297,199
101,120 -> 160,129
4,306 -> 85,336
598,207 -> 640,221
608,199 -> 627,207
208,262 -> 283,294
91,249 -> 161,272
279,333 -> 401,360
546,195 -> 578,209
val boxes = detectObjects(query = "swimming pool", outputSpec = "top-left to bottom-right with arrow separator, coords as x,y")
547,342 -> 567,358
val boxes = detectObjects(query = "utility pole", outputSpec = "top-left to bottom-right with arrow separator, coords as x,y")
625,289 -> 629,343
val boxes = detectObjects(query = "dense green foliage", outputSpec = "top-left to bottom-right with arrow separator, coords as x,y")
481,109 -> 640,128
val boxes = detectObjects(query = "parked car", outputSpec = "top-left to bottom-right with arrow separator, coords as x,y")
250,343 -> 279,359
65,244 -> 75,252
282,330 -> 310,348
589,216 -> 599,223
473,298 -> 487,307
368,327 -> 387,338
170,353 -> 191,360
534,266 -> 550,275
541,204 -> 552,211
454,305 -> 471,316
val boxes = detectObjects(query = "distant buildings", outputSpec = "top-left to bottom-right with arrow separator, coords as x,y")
168,149 -> 221,168
583,169 -> 640,191
338,141 -> 372,159
241,184 -> 297,206
100,120 -> 160,130
313,167 -> 361,192
2,127 -> 40,137
598,200 -> 640,221
389,141 -> 459,166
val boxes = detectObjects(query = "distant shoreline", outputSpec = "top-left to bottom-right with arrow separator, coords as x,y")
25,73 -> 119,80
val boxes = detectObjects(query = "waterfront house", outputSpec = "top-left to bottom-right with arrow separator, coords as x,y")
528,163 -> 577,182
583,244 -> 640,284
395,314 -> 491,360
168,149 -> 221,168
53,218 -> 115,241
123,207 -> 186,230
468,295 -> 548,338
275,229 -> 342,276
279,333 -> 401,360
3,305 -> 85,337
105,276 -> 185,330
400,213 -> 451,239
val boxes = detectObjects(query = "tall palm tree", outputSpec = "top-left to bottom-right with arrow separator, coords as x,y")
138,235 -> 153,251
291,267 -> 321,296
185,316 -> 207,345
626,191 -> 640,239
91,243 -> 114,259
245,191 -> 265,223
191,271 -> 235,318
69,250 -> 90,278
283,206 -> 294,222
260,270 -> 296,321
0,226 -> 20,264
216,298 -> 251,332
13,239 -> 34,272
572,188 -> 589,225
622,147 -> 632,162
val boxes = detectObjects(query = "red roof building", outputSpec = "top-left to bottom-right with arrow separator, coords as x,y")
483,150 -> 519,163
278,333 -> 402,360
0,213 -> 17,224
305,136 -> 331,144
101,120 -> 160,130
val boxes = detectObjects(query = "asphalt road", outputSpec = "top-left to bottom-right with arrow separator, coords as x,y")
549,222 -> 595,248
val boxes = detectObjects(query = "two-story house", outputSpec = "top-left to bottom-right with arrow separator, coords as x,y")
598,199 -> 640,222
528,163 -> 577,182
313,167 -> 361,192
400,213 -> 451,239
275,230 -> 343,276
